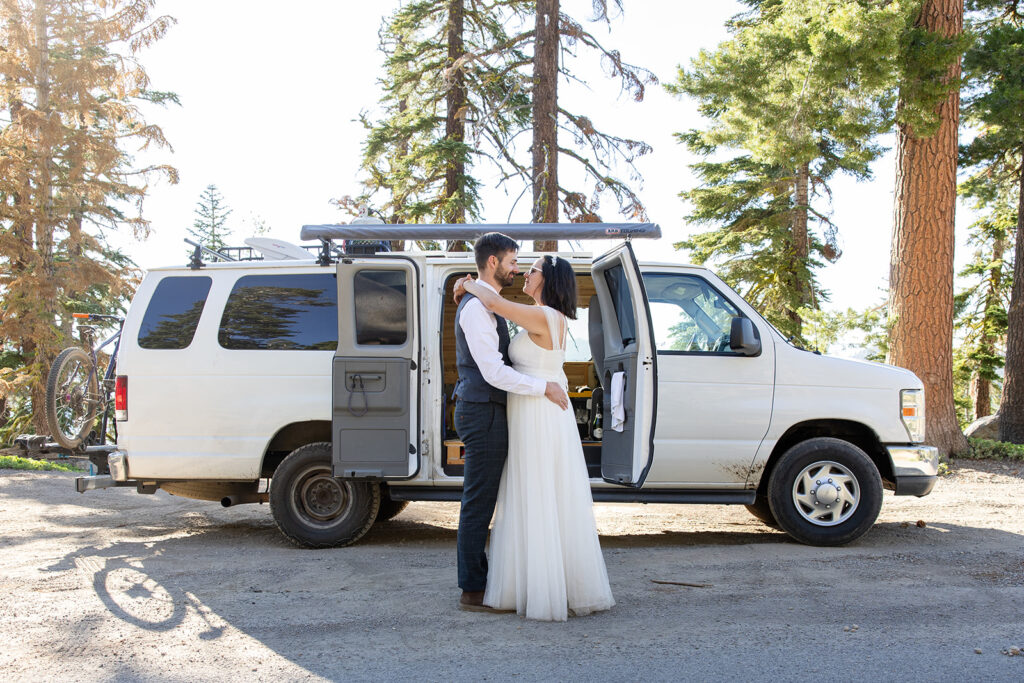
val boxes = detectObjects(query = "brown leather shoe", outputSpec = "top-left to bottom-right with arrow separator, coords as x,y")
459,591 -> 515,613
458,590 -> 491,612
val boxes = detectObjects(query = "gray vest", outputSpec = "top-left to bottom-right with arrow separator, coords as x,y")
454,293 -> 512,404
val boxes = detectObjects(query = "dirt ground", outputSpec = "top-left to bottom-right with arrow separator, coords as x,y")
1,461 -> 1023,682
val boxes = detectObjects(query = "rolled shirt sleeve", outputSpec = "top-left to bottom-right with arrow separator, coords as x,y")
459,297 -> 546,397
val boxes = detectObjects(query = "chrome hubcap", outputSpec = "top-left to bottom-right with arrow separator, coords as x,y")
792,460 -> 859,526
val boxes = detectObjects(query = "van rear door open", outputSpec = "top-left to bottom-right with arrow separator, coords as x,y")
332,258 -> 420,479
590,242 -> 657,487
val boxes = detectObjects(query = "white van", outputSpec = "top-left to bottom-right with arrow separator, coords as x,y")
79,223 -> 937,548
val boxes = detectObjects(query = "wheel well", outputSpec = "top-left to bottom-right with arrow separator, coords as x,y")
756,420 -> 893,494
260,421 -> 331,477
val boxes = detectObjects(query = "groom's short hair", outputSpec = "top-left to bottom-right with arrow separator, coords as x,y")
474,232 -> 518,271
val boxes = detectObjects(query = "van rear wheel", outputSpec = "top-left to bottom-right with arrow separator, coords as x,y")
376,486 -> 410,522
767,438 -> 882,546
270,442 -> 380,548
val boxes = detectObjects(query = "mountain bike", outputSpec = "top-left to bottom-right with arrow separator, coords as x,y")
45,313 -> 124,451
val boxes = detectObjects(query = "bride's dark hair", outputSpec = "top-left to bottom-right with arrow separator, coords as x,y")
540,255 -> 578,320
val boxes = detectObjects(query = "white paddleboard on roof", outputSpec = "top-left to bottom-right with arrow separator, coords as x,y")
244,237 -> 312,260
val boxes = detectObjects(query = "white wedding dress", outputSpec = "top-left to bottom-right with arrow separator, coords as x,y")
483,306 -> 615,621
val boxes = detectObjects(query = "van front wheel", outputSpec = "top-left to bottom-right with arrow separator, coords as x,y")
270,442 -> 380,548
767,438 -> 882,546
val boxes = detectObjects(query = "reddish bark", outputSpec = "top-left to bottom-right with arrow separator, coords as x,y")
532,0 -> 559,251
887,0 -> 969,457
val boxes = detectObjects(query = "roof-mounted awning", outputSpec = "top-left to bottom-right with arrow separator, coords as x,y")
299,222 -> 661,243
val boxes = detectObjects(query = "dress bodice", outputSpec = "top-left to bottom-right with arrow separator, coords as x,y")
508,306 -> 567,386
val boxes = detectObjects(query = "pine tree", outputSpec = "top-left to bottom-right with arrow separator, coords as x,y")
959,0 -> 1024,441
528,0 -> 657,250
0,0 -> 177,434
667,0 -> 917,342
953,175 -> 1013,424
887,0 -> 970,457
357,0 -> 532,251
188,184 -> 232,254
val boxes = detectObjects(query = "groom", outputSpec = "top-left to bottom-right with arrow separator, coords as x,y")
453,232 -> 569,611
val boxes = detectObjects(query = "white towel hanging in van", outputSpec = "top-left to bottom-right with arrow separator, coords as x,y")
610,371 -> 626,432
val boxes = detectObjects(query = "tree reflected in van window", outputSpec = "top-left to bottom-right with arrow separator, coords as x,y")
138,277 -> 212,350
643,273 -> 741,353
218,274 -> 337,351
354,270 -> 408,345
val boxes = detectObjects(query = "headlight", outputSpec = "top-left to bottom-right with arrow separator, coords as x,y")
900,389 -> 925,443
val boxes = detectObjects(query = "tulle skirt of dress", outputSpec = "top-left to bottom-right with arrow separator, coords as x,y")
482,390 -> 615,621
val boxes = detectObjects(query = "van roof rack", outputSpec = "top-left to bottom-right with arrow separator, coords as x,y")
299,222 -> 662,243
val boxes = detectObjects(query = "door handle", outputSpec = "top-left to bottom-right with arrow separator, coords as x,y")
348,373 -> 382,389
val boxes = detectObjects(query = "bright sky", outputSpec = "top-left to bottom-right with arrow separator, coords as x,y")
115,0 -> 973,315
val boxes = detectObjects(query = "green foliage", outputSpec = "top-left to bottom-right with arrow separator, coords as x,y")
188,184 -> 233,254
672,0 -> 912,170
355,0 -> 532,229
669,0 -> 967,345
964,437 -> 1024,461
798,304 -> 887,358
353,1 -> 656,230
0,394 -> 33,448
952,188 -> 1012,424
0,455 -> 79,472
955,1 -> 1024,425
674,155 -> 831,341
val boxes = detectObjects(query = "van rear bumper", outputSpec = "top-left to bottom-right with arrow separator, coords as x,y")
887,445 -> 938,497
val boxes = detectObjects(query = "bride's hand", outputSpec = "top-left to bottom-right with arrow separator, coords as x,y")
452,274 -> 474,304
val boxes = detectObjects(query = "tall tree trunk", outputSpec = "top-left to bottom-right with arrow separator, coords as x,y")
445,0 -> 470,251
973,234 -> 1004,421
31,0 -> 56,434
887,0 -> 968,457
972,373 -> 991,420
532,0 -> 559,251
999,153 -> 1024,441
788,162 -> 811,332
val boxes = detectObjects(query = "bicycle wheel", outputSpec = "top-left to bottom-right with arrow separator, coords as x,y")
45,347 -> 99,450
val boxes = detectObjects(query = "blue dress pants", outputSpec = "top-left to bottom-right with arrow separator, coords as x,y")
455,399 -> 508,592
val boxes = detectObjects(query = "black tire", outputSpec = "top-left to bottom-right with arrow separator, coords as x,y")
767,437 -> 883,546
744,494 -> 779,528
376,486 -> 410,522
269,442 -> 381,548
45,347 -> 99,451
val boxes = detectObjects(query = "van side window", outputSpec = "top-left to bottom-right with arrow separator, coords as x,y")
643,273 -> 743,354
604,264 -> 637,345
137,276 -> 212,350
354,270 -> 408,345
219,274 -> 338,350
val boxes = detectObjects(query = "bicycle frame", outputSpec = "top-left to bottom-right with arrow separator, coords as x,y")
75,314 -> 124,446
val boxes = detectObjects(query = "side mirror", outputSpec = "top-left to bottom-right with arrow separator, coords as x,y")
729,317 -> 761,356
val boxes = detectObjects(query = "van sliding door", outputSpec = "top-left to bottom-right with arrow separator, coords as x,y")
590,242 -> 657,487
333,259 -> 419,479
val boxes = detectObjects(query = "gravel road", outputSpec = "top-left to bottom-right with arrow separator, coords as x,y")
1,461 -> 1022,682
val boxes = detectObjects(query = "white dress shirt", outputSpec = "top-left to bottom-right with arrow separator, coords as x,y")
459,281 -> 546,397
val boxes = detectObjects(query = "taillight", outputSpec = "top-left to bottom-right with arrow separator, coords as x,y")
115,376 -> 128,421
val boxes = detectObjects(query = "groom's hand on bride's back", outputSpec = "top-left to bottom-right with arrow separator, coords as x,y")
545,382 -> 569,410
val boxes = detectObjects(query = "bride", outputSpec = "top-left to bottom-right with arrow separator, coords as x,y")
458,254 -> 615,621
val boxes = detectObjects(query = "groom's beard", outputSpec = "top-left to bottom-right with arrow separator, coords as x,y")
495,266 -> 516,288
